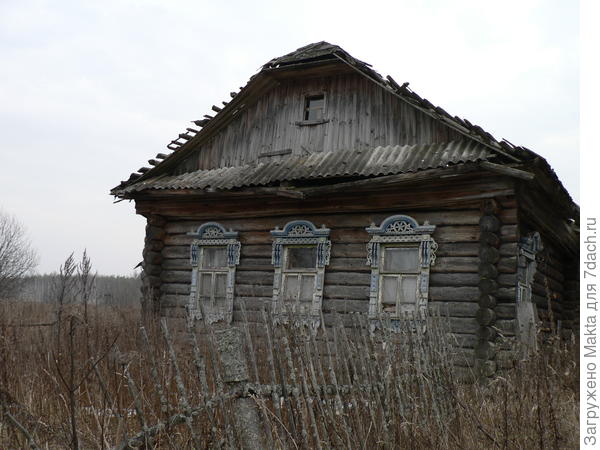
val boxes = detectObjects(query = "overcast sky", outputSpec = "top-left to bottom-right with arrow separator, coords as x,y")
0,0 -> 579,275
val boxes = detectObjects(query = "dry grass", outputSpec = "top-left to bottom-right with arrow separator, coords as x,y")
0,300 -> 579,449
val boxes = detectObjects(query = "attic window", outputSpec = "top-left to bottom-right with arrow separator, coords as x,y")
304,94 -> 325,121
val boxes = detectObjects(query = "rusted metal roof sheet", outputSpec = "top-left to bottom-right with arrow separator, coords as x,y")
113,141 -> 491,195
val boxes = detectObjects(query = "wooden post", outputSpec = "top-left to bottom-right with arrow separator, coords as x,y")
215,327 -> 266,449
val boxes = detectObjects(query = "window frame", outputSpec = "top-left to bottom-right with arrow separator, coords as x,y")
187,222 -> 240,325
366,215 -> 437,323
296,92 -> 329,126
271,220 -> 331,328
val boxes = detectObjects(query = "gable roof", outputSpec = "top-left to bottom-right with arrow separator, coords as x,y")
111,41 -> 576,216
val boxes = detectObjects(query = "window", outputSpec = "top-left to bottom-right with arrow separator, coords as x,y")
516,232 -> 542,351
271,221 -> 331,327
366,215 -> 437,322
303,94 -> 325,121
187,223 -> 240,324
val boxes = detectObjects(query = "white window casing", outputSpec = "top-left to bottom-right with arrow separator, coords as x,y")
271,220 -> 331,328
366,215 -> 437,324
188,222 -> 240,325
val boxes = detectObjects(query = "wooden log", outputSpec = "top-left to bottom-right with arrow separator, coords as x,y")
324,272 -> 371,286
144,251 -> 162,265
429,286 -> 479,302
479,246 -> 500,264
498,257 -> 517,273
161,294 -> 188,308
478,279 -> 499,295
478,294 -> 497,309
429,273 -> 479,287
475,341 -> 497,360
145,264 -> 161,276
477,326 -> 497,341
431,257 -> 479,273
475,308 -> 496,326
495,304 -> 516,320
497,273 -> 516,287
476,359 -> 497,377
236,271 -> 277,286
480,231 -> 500,248
481,198 -> 500,215
146,225 -> 166,240
479,215 -> 501,232
162,258 -> 190,270
494,319 -> 516,336
160,283 -> 190,294
322,299 -> 369,313
428,301 -> 478,317
146,240 -> 165,252
161,270 -> 191,284
323,285 -> 369,300
478,263 -> 498,279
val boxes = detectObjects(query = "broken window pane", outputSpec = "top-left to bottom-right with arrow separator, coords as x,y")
383,247 -> 419,273
286,246 -> 317,270
201,247 -> 227,269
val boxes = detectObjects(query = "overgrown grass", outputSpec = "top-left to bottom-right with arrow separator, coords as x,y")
0,300 -> 579,449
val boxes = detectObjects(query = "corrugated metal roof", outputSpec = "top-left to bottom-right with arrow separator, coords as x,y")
114,141 -> 491,195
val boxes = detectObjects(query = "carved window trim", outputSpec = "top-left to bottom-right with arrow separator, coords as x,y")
366,215 -> 437,324
187,222 -> 240,325
516,232 -> 543,349
271,220 -> 331,328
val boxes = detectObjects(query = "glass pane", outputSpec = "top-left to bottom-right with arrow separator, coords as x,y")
300,275 -> 315,303
308,97 -> 324,109
282,275 -> 299,303
306,108 -> 323,121
199,273 -> 212,302
286,246 -> 317,270
381,276 -> 398,307
201,247 -> 227,269
383,247 -> 419,273
214,273 -> 227,304
399,276 -> 418,304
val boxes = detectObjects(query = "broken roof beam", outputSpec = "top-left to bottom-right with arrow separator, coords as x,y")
479,161 -> 534,181
211,105 -> 222,113
193,119 -> 210,127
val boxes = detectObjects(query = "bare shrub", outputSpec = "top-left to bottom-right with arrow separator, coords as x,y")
0,209 -> 38,299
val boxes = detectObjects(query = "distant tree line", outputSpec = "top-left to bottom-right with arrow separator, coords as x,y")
16,272 -> 141,306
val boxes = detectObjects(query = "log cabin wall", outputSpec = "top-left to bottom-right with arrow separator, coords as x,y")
137,176 -> 520,372
174,73 -> 464,174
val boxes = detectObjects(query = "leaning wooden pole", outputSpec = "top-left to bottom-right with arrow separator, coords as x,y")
215,327 -> 267,449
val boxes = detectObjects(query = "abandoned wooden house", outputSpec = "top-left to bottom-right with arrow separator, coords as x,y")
111,42 -> 579,375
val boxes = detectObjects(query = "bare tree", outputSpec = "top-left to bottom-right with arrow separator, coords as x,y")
0,209 -> 38,299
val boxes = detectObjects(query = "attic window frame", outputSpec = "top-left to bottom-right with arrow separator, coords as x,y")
297,92 -> 329,126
